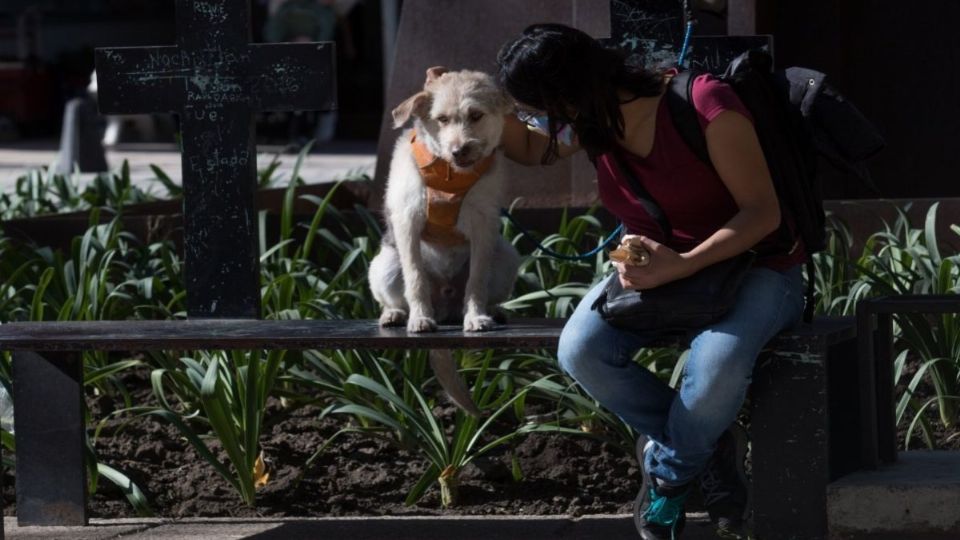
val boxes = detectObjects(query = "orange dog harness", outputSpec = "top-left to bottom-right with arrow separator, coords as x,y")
410,131 -> 494,246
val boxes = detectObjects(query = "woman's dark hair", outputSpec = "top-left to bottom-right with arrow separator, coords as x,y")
496,23 -> 664,163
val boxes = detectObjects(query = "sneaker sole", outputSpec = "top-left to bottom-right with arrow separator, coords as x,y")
728,423 -> 751,523
633,434 -> 654,534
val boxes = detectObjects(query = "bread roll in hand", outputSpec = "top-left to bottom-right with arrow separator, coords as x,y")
609,234 -> 651,266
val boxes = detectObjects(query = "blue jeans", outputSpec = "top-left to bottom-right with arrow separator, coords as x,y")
557,265 -> 805,485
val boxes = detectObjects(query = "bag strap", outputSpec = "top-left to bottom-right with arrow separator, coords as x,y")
606,150 -> 673,243
665,71 -> 711,165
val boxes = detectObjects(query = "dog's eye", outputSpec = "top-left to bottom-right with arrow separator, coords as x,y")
468,111 -> 484,123
436,115 -> 450,125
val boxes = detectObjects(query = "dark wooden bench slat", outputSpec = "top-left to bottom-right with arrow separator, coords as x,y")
0,317 -> 854,352
0,319 -> 566,351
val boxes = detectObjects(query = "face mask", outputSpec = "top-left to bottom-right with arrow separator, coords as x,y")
517,112 -> 577,147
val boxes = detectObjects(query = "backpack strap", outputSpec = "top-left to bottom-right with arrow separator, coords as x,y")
606,150 -> 673,243
665,71 -> 710,165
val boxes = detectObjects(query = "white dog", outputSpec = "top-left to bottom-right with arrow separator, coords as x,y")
370,67 -> 520,333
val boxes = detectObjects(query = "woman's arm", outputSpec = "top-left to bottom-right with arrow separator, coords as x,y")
685,109 -> 781,266
617,110 -> 781,289
500,113 -> 581,165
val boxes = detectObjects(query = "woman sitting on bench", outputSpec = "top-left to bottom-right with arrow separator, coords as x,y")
495,23 -> 806,540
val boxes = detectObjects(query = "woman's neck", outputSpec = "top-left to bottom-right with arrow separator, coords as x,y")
616,88 -> 662,146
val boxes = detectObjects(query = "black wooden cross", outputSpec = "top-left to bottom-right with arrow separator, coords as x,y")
94,0 -> 336,318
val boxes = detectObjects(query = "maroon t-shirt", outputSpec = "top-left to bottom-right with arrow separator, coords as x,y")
596,74 -> 807,271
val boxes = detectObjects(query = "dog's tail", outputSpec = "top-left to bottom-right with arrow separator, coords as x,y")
428,349 -> 482,417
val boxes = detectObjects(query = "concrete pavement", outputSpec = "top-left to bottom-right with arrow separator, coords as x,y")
0,140 -> 377,195
827,451 -> 960,538
4,513 -> 720,539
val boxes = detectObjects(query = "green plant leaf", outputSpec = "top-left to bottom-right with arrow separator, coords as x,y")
924,203 -> 941,265
405,463 -> 440,506
97,462 -> 155,517
149,164 -> 182,197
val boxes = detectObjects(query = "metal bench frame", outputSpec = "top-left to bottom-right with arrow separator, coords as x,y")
856,294 -> 960,469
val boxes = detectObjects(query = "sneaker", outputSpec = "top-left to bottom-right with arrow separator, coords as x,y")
634,434 -> 689,540
698,423 -> 750,539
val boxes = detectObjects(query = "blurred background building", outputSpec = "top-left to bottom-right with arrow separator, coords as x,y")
0,1 -> 958,201
0,0 -> 395,146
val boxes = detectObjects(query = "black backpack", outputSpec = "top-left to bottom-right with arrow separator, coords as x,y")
665,49 -> 885,321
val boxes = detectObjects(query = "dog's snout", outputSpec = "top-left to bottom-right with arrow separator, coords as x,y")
451,143 -> 481,166
452,146 -> 471,159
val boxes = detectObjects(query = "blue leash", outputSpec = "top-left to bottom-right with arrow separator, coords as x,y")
677,20 -> 694,66
678,0 -> 696,66
499,14 -> 694,262
500,208 -> 622,261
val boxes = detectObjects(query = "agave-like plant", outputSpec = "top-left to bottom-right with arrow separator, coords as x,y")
300,349 -> 539,507
0,161 -> 156,220
811,212 -> 859,315
832,203 -> 960,446
135,348 -> 286,506
867,205 -> 959,436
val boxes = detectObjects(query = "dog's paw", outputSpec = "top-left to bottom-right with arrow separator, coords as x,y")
379,309 -> 407,327
407,316 -> 438,333
463,314 -> 496,332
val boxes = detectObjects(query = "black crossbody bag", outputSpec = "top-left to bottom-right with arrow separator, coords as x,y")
590,151 -> 756,333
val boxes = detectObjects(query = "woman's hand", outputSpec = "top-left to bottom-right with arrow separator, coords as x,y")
613,236 -> 694,290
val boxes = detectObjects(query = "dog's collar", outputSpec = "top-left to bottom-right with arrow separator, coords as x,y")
410,130 -> 494,186
409,130 -> 494,246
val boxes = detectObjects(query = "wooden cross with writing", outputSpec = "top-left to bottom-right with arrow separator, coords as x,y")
95,0 -> 336,318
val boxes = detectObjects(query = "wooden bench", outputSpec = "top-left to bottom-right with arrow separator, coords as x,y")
0,316 -> 859,539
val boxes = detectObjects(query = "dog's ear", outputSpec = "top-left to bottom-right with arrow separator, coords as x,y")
425,66 -> 449,87
392,91 -> 431,128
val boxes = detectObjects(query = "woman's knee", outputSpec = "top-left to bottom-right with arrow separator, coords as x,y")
557,323 -> 592,377
680,333 -> 758,406
557,316 -> 620,378
558,283 -> 610,373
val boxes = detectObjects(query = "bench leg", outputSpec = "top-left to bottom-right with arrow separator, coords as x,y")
750,338 -> 831,540
12,351 -> 88,526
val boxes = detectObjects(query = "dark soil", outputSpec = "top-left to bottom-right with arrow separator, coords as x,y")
2,362 -> 957,519
1,369 -> 643,518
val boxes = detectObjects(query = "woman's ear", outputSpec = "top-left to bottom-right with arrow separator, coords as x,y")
392,91 -> 431,128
